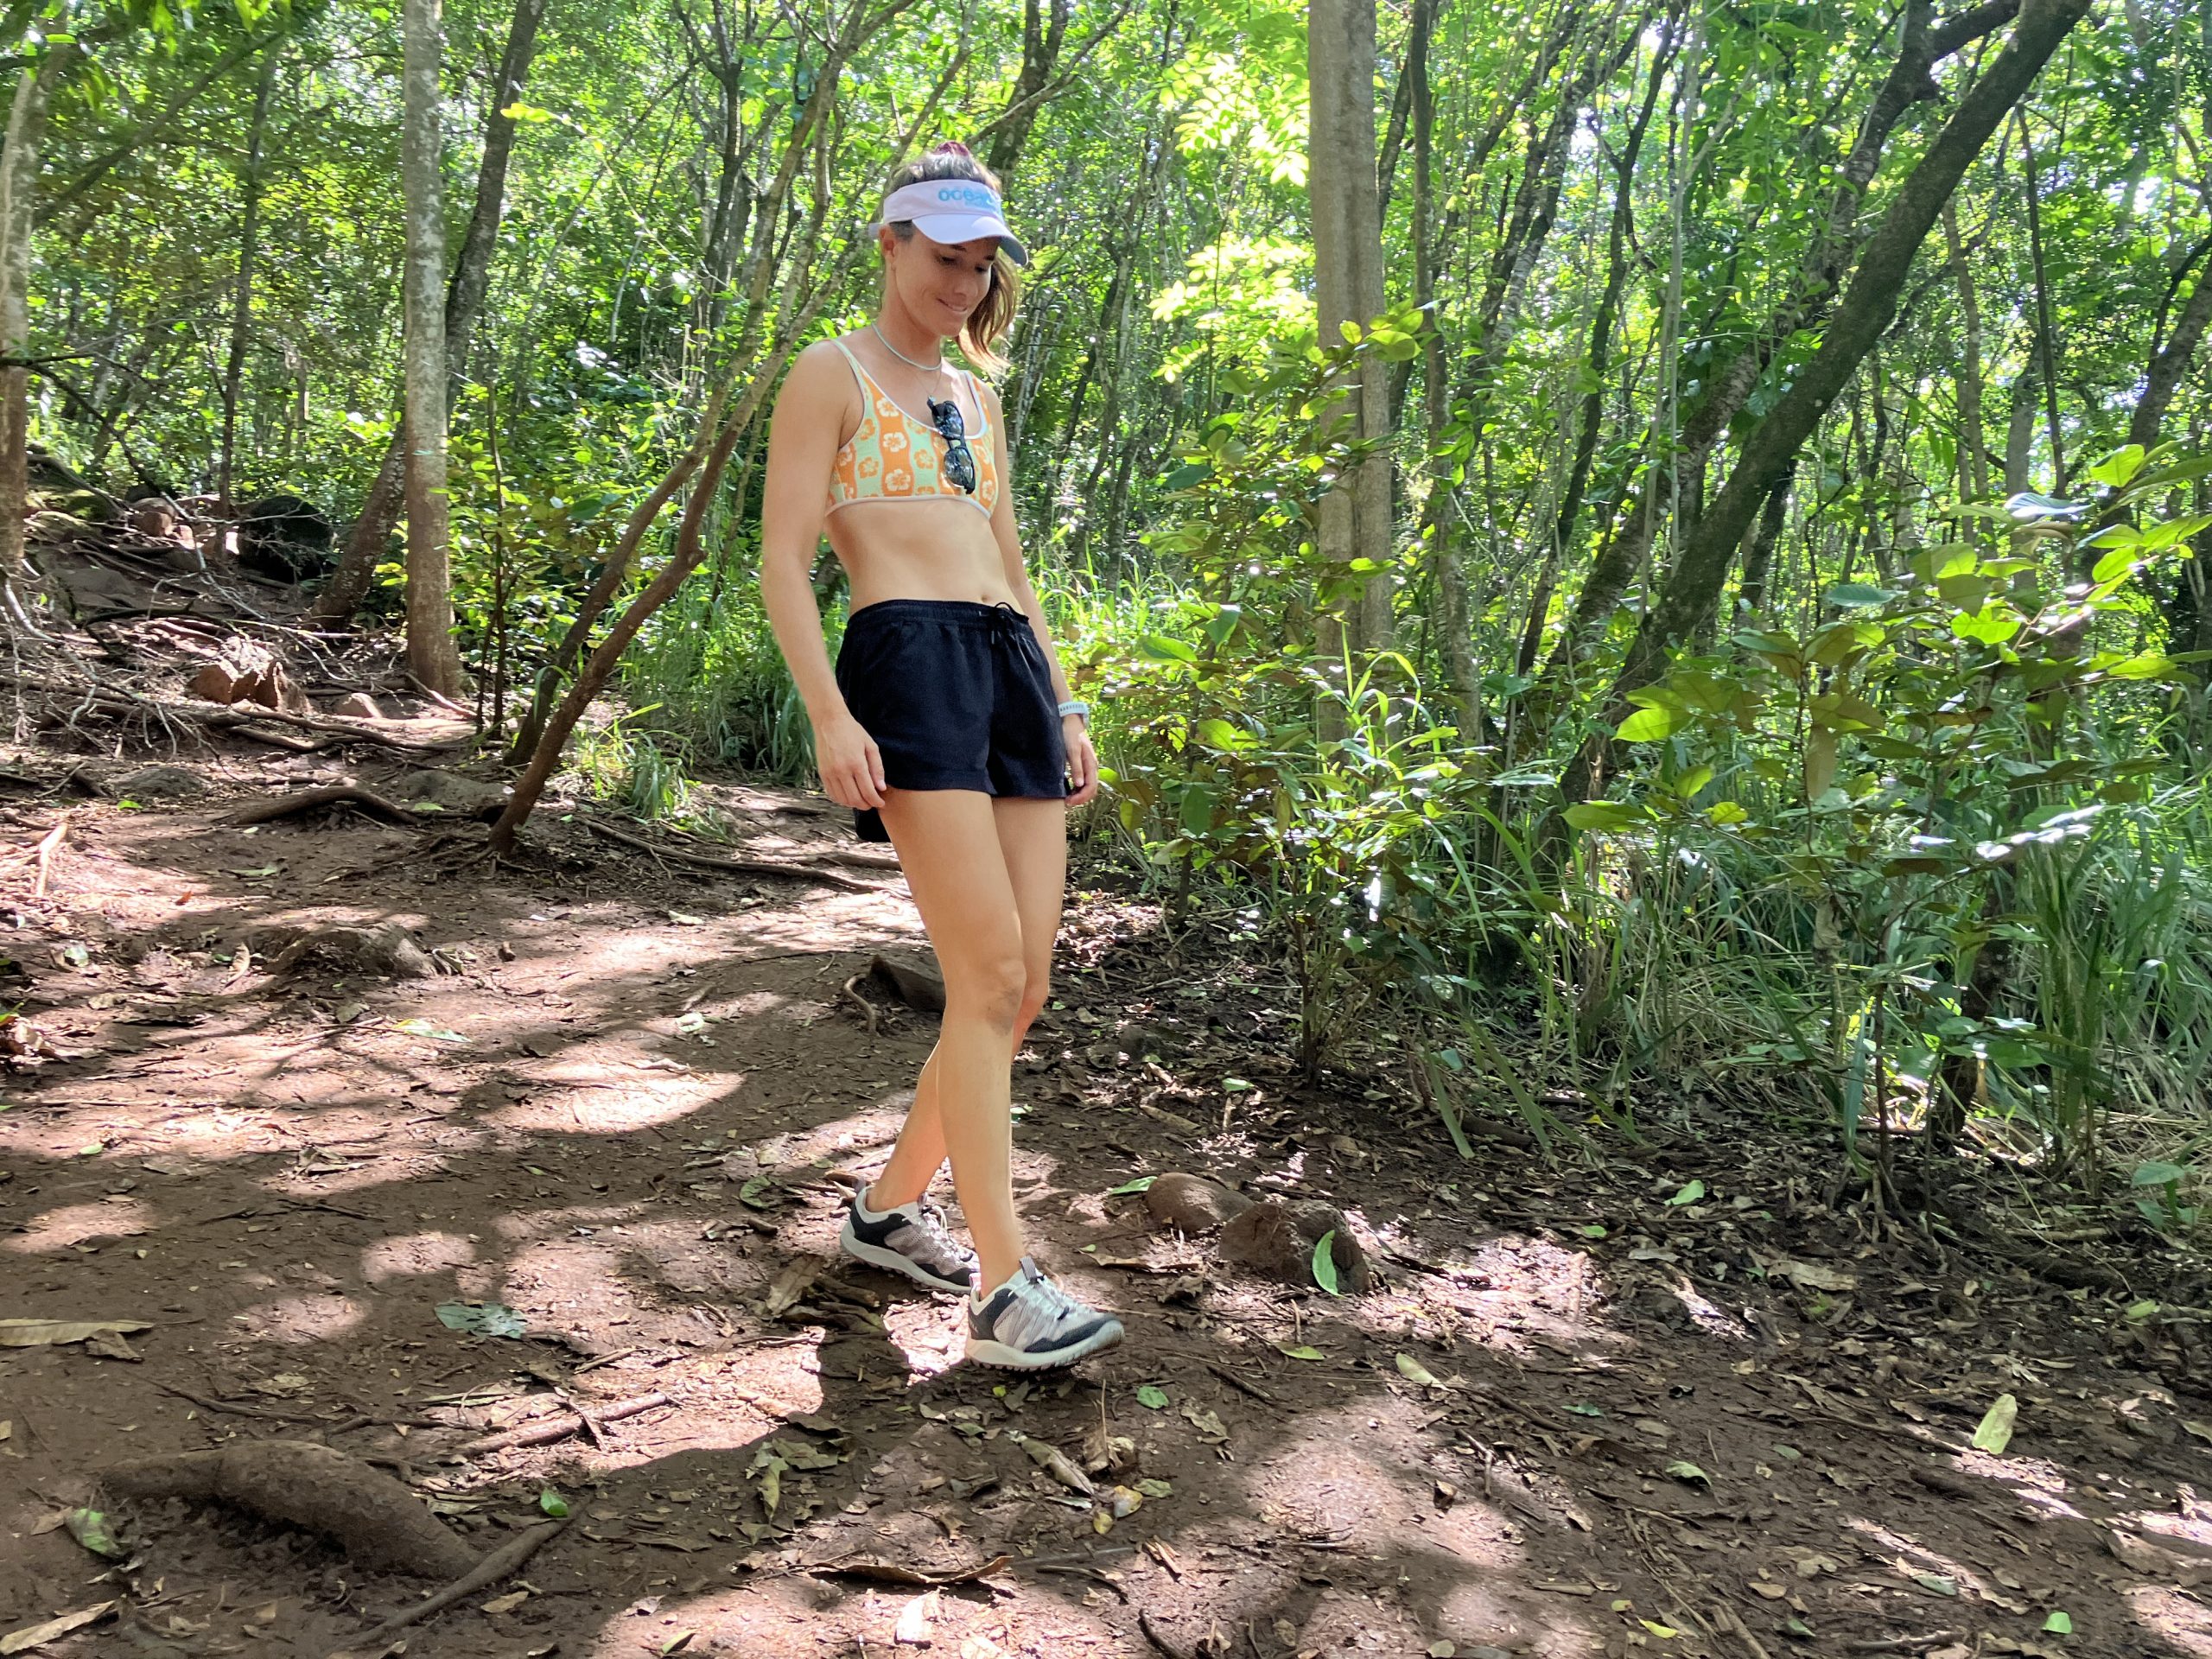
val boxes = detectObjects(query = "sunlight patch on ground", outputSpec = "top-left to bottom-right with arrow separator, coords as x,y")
2131,1586 -> 2212,1657
225,1292 -> 365,1344
489,1073 -> 727,1133
4,1197 -> 154,1252
359,1230 -> 478,1282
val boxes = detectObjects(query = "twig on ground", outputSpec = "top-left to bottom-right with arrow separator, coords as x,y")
452,1391 -> 670,1458
841,972 -> 882,1035
30,810 -> 66,897
1138,1610 -> 1194,1659
1713,1601 -> 1775,1659
325,1516 -> 569,1658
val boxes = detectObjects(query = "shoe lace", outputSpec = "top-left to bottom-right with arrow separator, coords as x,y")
914,1199 -> 974,1262
1022,1269 -> 1088,1325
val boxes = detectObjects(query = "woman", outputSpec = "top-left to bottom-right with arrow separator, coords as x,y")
757,143 -> 1124,1371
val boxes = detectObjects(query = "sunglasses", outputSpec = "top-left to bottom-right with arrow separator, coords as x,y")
926,396 -> 978,495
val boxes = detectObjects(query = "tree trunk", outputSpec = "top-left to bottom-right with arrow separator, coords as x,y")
401,0 -> 465,698
218,45 -> 280,506
1310,0 -> 1393,694
0,48 -> 64,607
1736,462 -> 1794,619
315,0 -> 549,622
2014,108 -> 2066,490
2124,245 -> 2212,456
1940,201 -> 1991,501
1567,0 -> 2095,808
987,0 -> 1071,180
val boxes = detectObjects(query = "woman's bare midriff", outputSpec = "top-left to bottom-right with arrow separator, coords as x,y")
828,499 -> 1017,612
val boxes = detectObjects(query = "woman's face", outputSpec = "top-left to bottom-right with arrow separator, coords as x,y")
883,226 -> 998,336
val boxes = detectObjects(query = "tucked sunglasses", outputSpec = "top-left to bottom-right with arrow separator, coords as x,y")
926,396 -> 978,495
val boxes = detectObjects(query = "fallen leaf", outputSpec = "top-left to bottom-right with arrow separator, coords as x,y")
895,1589 -> 938,1646
1662,1460 -> 1710,1487
1972,1392 -> 2019,1455
658,1635 -> 696,1656
1775,1260 -> 1857,1293
1277,1344 -> 1325,1361
435,1301 -> 525,1338
810,1554 -> 1013,1587
1019,1435 -> 1096,1497
2043,1612 -> 2072,1635
61,1510 -> 120,1559
1103,1177 -> 1155,1196
1910,1571 -> 1958,1595
1312,1230 -> 1342,1295
0,1603 -> 117,1655
1135,1385 -> 1169,1410
392,1016 -> 469,1044
1179,1404 -> 1229,1443
1395,1353 -> 1446,1389
0,1319 -> 152,1349
1638,1620 -> 1678,1640
1665,1180 -> 1706,1206
482,1591 -> 529,1615
538,1488 -> 569,1518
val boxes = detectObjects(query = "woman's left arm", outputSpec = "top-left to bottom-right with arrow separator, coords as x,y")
985,381 -> 1100,805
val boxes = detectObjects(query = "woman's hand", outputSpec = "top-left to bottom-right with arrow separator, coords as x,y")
814,709 -> 887,810
1064,715 -> 1101,805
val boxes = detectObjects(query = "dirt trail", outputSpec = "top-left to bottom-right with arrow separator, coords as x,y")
0,759 -> 2208,1659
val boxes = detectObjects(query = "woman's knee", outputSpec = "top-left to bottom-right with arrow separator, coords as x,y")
1017,970 -> 1050,1027
947,954 -> 1029,1032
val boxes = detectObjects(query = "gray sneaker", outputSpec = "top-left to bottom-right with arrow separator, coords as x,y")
966,1257 -> 1125,1370
838,1189 -> 977,1294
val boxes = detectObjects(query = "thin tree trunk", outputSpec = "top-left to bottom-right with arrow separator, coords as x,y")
218,45 -> 280,506
1310,0 -> 1393,694
2004,362 -> 2037,493
1940,201 -> 1991,501
1736,462 -> 1794,619
401,0 -> 465,697
987,0 -> 1071,180
0,49 -> 65,608
316,0 -> 549,622
2014,108 -> 2066,489
1564,0 -> 2096,810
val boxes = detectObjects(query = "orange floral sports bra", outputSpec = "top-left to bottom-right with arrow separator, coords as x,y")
825,339 -> 1001,519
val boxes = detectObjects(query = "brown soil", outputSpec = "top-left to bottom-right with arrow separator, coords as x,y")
1,751 -> 2209,1659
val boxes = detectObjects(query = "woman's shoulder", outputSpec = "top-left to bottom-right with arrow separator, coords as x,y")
778,335 -> 866,411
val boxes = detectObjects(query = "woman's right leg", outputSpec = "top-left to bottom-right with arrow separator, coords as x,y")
866,785 -> 1030,1293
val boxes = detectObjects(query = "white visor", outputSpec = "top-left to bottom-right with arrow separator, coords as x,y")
875,178 -> 1030,267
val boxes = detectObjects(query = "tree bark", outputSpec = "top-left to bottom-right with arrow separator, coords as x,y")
0,48 -> 64,604
2124,245 -> 2212,456
987,0 -> 1071,180
315,0 -> 549,622
1940,200 -> 1991,501
400,0 -> 466,697
1735,463 -> 1794,620
1309,0 -> 1393,692
1566,0 -> 2096,810
218,44 -> 280,506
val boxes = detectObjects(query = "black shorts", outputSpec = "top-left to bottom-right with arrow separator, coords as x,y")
831,598 -> 1071,843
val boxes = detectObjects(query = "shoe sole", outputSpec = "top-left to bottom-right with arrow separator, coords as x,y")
966,1319 -> 1126,1371
837,1218 -> 973,1295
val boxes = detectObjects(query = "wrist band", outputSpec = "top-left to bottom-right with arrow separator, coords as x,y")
1058,699 -> 1090,719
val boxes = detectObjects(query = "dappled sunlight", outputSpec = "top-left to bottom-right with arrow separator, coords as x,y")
225,1292 -> 368,1345
359,1229 -> 478,1282
486,1070 -> 730,1133
4,1196 -> 155,1252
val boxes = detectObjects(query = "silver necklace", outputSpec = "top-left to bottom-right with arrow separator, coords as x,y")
871,321 -> 949,374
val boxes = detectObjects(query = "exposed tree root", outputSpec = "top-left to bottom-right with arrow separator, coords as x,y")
451,1390 -> 669,1458
585,818 -> 886,892
325,1516 -> 569,1659
223,784 -> 417,828
103,1439 -> 478,1577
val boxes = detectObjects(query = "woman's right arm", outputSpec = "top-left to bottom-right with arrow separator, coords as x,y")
759,343 -> 885,811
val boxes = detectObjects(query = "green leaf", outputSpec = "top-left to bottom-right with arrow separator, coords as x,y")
2085,444 -> 2145,488
1136,632 -> 1198,664
1663,1460 -> 1710,1486
1665,1179 -> 1706,1206
1563,800 -> 1646,833
1826,582 -> 1896,608
1912,1572 -> 1959,1596
2043,1611 -> 2073,1635
1951,606 -> 2023,645
1395,1353 -> 1444,1388
2132,1161 -> 2187,1187
394,1018 -> 469,1045
1577,1223 -> 1607,1238
1970,1392 -> 2018,1454
1277,1344 -> 1325,1361
1104,1176 -> 1157,1196
1567,1403 -> 1605,1417
1639,1621 -> 1679,1640
435,1301 -> 526,1338
63,1508 -> 123,1558
538,1488 -> 570,1517
1312,1230 -> 1342,1296
1616,705 -> 1679,741
1135,1384 -> 1169,1409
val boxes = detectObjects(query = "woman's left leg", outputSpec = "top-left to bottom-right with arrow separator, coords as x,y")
862,794 -> 1066,1209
